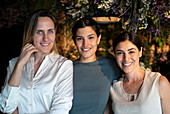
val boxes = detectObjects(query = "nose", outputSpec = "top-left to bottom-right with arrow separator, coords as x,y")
83,39 -> 89,47
124,53 -> 130,61
43,33 -> 49,42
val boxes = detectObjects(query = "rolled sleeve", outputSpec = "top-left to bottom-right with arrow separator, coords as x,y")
0,58 -> 20,113
0,84 -> 20,113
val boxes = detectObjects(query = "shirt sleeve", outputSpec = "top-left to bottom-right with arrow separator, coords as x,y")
0,60 -> 20,113
50,60 -> 73,114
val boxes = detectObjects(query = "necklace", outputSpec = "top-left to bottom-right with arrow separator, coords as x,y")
122,77 -> 145,102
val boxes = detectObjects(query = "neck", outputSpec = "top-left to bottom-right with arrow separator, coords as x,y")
78,55 -> 97,63
124,67 -> 145,82
34,52 -> 46,64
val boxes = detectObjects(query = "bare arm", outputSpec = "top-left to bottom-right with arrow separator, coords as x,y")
159,76 -> 170,114
8,43 -> 38,87
104,97 -> 114,114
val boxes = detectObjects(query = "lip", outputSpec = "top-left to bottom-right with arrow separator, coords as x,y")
123,62 -> 132,67
40,43 -> 50,47
81,48 -> 91,52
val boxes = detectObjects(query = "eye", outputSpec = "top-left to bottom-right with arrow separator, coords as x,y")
37,30 -> 43,35
48,29 -> 54,34
76,37 -> 83,41
116,51 -> 123,55
89,36 -> 94,39
129,51 -> 135,54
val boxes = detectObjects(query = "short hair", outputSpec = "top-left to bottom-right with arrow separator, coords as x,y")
72,18 -> 100,42
113,31 -> 143,53
22,9 -> 58,53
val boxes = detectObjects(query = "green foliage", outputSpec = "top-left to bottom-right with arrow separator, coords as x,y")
155,30 -> 168,47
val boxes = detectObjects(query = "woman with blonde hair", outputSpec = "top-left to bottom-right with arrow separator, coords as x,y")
0,9 -> 73,114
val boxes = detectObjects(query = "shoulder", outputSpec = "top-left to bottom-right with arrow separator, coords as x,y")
158,76 -> 170,105
59,55 -> 72,63
6,57 -> 19,73
53,54 -> 73,65
146,70 -> 162,80
9,57 -> 19,64
98,57 -> 117,65
8,57 -> 19,68
159,76 -> 170,93
98,57 -> 118,71
55,55 -> 73,73
49,54 -> 73,71
111,80 -> 122,92
98,56 -> 115,62
59,55 -> 73,68
99,57 -> 121,79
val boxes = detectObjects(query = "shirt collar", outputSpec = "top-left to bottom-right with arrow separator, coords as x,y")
30,51 -> 59,63
47,51 -> 59,63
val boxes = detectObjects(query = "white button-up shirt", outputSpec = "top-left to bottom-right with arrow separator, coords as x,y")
0,52 -> 73,114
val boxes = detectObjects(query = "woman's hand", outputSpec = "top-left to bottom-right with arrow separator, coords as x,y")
17,43 -> 38,66
8,43 -> 38,87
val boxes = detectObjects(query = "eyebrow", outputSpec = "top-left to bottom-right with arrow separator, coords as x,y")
88,34 -> 95,37
76,34 -> 95,37
36,28 -> 55,31
116,48 -> 136,52
128,48 -> 136,51
48,29 -> 55,31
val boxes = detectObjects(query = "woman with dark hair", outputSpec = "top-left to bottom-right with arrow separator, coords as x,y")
0,9 -> 73,114
69,18 -> 120,114
111,31 -> 170,114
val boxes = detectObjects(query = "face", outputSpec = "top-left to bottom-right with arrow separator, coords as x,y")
115,40 -> 142,74
75,26 -> 101,62
33,17 -> 55,55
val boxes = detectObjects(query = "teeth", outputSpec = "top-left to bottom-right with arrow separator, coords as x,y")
124,63 -> 132,66
41,43 -> 48,46
83,48 -> 90,51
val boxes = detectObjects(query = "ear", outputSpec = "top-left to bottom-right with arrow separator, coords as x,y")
139,47 -> 143,57
97,34 -> 101,44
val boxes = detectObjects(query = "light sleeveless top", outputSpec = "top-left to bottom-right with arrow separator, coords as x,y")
110,70 -> 162,114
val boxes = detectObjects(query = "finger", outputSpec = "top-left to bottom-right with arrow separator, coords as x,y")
20,44 -> 37,58
24,45 -> 38,55
22,43 -> 37,53
21,43 -> 33,52
28,47 -> 39,54
18,46 -> 38,65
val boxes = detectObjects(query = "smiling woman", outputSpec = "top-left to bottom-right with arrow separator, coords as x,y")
0,9 -> 73,114
115,40 -> 142,74
69,18 -> 120,114
111,31 -> 170,114
74,26 -> 101,63
33,17 -> 56,55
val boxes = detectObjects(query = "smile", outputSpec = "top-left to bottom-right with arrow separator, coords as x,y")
123,62 -> 132,67
41,43 -> 49,46
82,48 -> 90,52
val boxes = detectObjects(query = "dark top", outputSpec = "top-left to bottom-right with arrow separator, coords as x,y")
69,57 -> 120,114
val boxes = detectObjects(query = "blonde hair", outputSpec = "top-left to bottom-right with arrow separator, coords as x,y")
22,9 -> 58,54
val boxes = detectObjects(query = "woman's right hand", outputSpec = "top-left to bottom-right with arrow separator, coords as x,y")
8,43 -> 38,87
17,43 -> 38,66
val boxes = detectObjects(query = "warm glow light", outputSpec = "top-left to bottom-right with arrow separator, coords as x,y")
93,17 -> 121,23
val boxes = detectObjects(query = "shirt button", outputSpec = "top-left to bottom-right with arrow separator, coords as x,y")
28,86 -> 31,90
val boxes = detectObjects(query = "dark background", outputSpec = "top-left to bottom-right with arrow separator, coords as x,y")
0,25 -> 23,88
